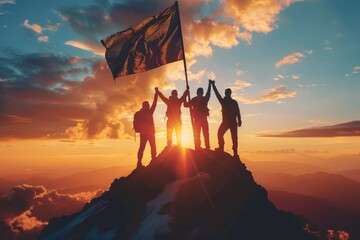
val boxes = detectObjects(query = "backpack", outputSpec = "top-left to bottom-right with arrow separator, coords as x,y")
133,110 -> 142,133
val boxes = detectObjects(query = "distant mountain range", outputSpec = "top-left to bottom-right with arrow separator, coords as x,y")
269,191 -> 360,240
253,171 -> 360,212
0,166 -> 132,196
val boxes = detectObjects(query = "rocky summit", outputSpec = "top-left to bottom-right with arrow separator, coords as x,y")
40,146 -> 319,240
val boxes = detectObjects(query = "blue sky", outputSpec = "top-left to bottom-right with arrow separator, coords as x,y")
0,0 -> 359,159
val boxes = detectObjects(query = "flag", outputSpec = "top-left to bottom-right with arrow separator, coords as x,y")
101,3 -> 183,79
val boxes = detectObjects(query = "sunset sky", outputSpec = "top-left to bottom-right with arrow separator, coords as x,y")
1,0 -> 359,176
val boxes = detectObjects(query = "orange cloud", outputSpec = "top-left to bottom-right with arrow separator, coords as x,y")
7,209 -> 46,232
0,51 -> 175,139
232,80 -> 253,91
2,0 -> 305,140
222,0 -> 303,33
0,184 -> 103,239
63,0 -> 302,65
37,36 -> 48,42
23,20 -> 43,34
65,40 -> 104,56
275,52 -> 305,68
236,85 -> 296,104
258,121 -> 360,137
60,60 -> 178,139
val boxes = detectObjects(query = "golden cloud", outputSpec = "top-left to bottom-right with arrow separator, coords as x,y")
235,85 -> 296,104
65,40 -> 105,56
222,0 -> 302,33
23,20 -> 43,34
275,52 -> 305,68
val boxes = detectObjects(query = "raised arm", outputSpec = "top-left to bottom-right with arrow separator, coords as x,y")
150,88 -> 158,114
156,88 -> 169,105
210,80 -> 223,104
205,80 -> 211,100
180,86 -> 190,102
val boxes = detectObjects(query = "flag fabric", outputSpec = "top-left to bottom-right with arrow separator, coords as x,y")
101,3 -> 183,79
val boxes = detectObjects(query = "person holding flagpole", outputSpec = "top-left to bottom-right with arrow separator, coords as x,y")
156,87 -> 189,147
184,80 -> 211,150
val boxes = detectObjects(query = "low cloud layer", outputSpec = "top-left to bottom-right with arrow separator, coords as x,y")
258,121 -> 360,137
0,184 -> 102,239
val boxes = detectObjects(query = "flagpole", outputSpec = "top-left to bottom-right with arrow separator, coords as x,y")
175,1 -> 195,147
175,1 -> 189,91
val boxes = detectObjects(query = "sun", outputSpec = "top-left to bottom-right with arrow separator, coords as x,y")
181,128 -> 195,148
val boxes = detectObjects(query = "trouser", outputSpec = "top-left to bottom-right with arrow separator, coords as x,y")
137,132 -> 156,163
167,118 -> 182,146
193,116 -> 210,149
218,121 -> 238,155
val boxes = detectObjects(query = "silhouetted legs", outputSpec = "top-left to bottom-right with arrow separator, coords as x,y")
167,118 -> 182,147
194,116 -> 210,149
137,133 -> 157,167
217,121 -> 238,156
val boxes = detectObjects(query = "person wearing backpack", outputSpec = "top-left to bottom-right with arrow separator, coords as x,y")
184,80 -> 211,150
156,86 -> 189,147
210,80 -> 242,157
134,88 -> 158,168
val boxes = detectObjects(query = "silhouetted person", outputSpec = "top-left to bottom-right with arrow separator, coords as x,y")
210,80 -> 242,157
135,88 -> 158,168
184,80 -> 211,150
156,87 -> 189,147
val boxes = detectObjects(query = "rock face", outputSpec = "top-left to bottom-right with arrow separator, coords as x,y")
40,147 -> 318,240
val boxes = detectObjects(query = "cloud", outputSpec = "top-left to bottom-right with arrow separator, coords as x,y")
0,184 -> 102,239
345,66 -> 360,77
7,209 -> 46,233
273,74 -> 286,81
0,0 -> 15,5
305,50 -> 315,54
46,23 -> 60,32
221,0 -> 303,33
23,20 -> 43,34
0,50 -> 173,139
231,79 -> 252,91
23,20 -> 60,37
323,40 -> 333,51
37,36 -> 48,42
290,74 -> 301,79
236,85 -> 296,104
188,69 -> 206,82
297,83 -> 327,88
274,73 -> 301,81
0,184 -> 46,220
275,52 -> 305,68
65,40 -> 104,56
236,70 -> 244,77
58,0 -> 300,65
258,121 -> 360,137
3,0 -> 304,139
